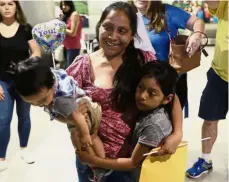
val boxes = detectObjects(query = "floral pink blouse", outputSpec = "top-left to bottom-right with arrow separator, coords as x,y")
66,51 -> 156,158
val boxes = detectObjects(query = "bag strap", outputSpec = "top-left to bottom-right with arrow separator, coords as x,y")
164,11 -> 172,41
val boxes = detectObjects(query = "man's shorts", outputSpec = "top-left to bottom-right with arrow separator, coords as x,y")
198,68 -> 228,121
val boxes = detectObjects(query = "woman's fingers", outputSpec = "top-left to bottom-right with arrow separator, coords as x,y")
0,93 -> 5,100
186,34 -> 202,57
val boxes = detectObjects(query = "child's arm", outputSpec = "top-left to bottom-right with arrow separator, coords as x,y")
78,122 -> 166,171
78,143 -> 151,171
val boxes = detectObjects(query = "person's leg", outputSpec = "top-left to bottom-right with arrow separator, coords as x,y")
75,154 -> 93,182
92,136 -> 105,158
186,68 -> 228,178
103,170 -> 133,182
199,68 -> 228,156
202,121 -> 219,154
15,92 -> 34,164
0,81 -> 14,171
66,49 -> 80,68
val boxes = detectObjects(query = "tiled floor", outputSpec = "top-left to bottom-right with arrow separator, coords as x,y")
0,46 -> 228,182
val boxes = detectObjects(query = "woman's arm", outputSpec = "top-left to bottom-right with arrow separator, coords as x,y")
171,94 -> 183,135
78,143 -> 151,171
28,39 -> 41,57
185,16 -> 205,57
66,12 -> 80,37
186,16 -> 205,33
157,94 -> 182,155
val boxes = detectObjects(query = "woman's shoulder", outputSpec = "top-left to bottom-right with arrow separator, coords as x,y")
165,3 -> 187,15
66,54 -> 90,74
165,4 -> 178,11
71,11 -> 80,18
74,54 -> 90,64
20,23 -> 32,31
18,23 -> 33,40
66,54 -> 92,87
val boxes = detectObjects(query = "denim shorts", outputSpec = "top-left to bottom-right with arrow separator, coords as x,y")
198,68 -> 228,121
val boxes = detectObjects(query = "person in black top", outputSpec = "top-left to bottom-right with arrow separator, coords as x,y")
0,0 -> 40,172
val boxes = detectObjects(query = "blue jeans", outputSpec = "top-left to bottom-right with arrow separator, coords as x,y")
0,81 -> 31,158
66,49 -> 80,67
75,155 -> 133,182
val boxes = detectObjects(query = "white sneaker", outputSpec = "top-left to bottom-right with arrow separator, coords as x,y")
0,161 -> 8,172
20,149 -> 35,164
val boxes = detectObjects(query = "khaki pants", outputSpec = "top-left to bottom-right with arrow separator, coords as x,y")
68,96 -> 101,136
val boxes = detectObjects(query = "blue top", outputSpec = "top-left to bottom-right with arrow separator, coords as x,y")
44,69 -> 86,120
142,4 -> 191,61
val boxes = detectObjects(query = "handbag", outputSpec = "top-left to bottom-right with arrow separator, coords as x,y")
164,13 -> 208,74
54,45 -> 65,62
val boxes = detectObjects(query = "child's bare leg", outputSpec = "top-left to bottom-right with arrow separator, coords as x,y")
70,130 -> 82,153
92,135 -> 105,158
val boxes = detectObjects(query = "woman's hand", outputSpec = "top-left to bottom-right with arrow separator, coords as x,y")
153,132 -> 182,156
186,32 -> 203,57
78,150 -> 97,165
0,84 -> 5,100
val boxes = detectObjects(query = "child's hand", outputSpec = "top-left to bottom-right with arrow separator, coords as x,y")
80,134 -> 92,150
153,132 -> 182,156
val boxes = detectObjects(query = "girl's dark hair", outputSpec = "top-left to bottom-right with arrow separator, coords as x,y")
60,0 -> 76,22
139,62 -> 178,117
11,57 -> 55,96
95,2 -> 145,113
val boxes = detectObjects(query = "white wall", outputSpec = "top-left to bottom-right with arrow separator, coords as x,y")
20,1 -> 56,26
20,1 -> 124,38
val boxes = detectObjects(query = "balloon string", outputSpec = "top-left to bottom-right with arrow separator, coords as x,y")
52,53 -> 56,69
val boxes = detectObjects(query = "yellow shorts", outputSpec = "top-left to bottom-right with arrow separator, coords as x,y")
68,96 -> 101,136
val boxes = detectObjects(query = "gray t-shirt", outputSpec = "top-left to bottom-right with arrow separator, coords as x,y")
131,107 -> 173,182
132,107 -> 172,148
53,96 -> 78,118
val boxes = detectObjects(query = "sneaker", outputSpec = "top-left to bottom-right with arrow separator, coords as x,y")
0,161 -> 8,172
88,172 -> 94,182
93,169 -> 113,182
186,158 -> 213,178
20,149 -> 35,164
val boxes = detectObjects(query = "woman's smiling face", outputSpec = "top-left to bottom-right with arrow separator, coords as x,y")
98,9 -> 133,59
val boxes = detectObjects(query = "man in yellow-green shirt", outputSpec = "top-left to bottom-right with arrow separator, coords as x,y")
187,1 -> 228,179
